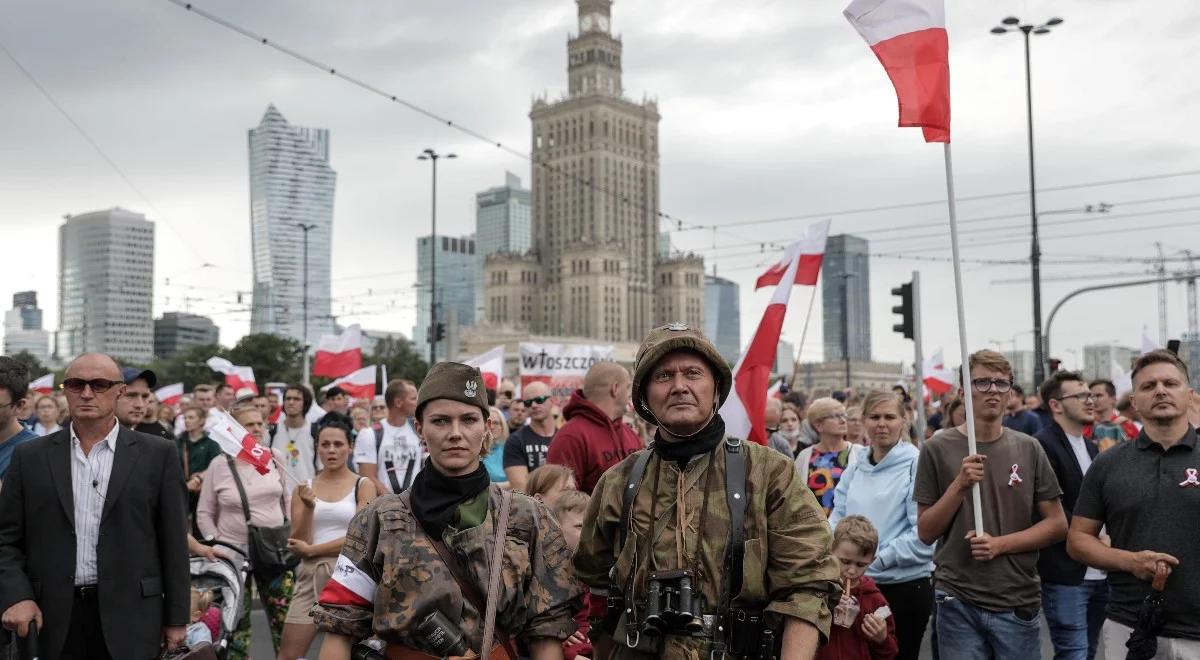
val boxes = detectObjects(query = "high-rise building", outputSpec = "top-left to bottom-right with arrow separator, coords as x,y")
775,340 -> 796,378
475,172 -> 532,321
1082,343 -> 1137,382
822,234 -> 871,362
482,0 -> 703,343
154,312 -> 220,359
3,291 -> 50,364
57,208 -> 155,363
248,104 -> 337,347
1003,349 -> 1037,392
414,235 -> 476,362
704,275 -> 740,364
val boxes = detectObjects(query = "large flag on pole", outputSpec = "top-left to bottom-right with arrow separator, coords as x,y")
206,409 -> 274,475
29,373 -> 54,396
844,0 -> 950,143
322,365 -> 377,401
922,348 -> 956,396
155,382 -> 185,406
722,219 -> 832,445
464,346 -> 505,390
206,357 -> 258,394
754,222 -> 830,290
312,324 -> 364,378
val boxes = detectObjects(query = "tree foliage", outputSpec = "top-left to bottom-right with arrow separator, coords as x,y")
370,336 -> 428,386
8,351 -> 46,379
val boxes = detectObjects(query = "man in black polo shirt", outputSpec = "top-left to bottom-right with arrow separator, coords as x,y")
1069,349 -> 1200,657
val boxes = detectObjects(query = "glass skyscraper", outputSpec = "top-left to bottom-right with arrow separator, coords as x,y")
475,172 -> 531,320
248,104 -> 336,346
704,275 -> 741,365
822,234 -> 872,362
414,235 -> 477,362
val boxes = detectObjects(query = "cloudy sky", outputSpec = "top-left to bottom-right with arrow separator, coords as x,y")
2,0 -> 1198,372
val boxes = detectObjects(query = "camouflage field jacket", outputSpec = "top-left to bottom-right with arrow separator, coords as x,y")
574,436 -> 841,657
311,485 -> 583,652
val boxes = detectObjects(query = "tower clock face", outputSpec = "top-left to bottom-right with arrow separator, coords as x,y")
597,15 -> 610,32
580,14 -> 593,32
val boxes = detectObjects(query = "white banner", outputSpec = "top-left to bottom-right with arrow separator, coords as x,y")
518,342 -> 615,404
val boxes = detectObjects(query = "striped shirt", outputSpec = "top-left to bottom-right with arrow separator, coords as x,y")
70,420 -> 119,586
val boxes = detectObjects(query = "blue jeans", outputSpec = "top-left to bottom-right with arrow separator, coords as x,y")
1042,579 -> 1108,660
935,590 -> 1042,660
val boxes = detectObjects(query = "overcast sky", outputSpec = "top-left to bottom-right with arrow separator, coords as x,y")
2,0 -> 1198,371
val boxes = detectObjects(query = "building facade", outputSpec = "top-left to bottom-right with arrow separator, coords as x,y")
475,172 -> 532,321
248,104 -> 337,347
414,234 -> 477,362
154,312 -> 220,359
822,234 -> 871,362
795,360 -> 904,393
1003,349 -> 1038,393
1082,343 -> 1137,382
3,292 -> 50,364
704,275 -> 741,365
57,208 -> 155,363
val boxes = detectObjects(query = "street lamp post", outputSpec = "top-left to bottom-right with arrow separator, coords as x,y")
296,222 -> 317,385
991,15 -> 1063,386
841,272 -> 856,390
417,148 -> 456,366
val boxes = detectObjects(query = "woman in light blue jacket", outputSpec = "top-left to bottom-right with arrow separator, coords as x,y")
829,390 -> 934,660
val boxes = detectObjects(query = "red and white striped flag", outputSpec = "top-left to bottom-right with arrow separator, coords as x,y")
922,348 -> 956,396
322,365 -> 377,401
755,222 -> 830,290
464,346 -> 505,390
206,357 -> 258,394
29,373 -> 54,396
313,325 -> 364,378
206,409 -> 274,475
844,0 -> 951,142
155,382 -> 185,406
722,220 -> 831,445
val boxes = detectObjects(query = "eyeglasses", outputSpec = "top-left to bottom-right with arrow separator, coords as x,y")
820,413 -> 849,422
971,378 -> 1013,394
523,395 -> 551,406
1057,392 -> 1096,403
370,404 -> 386,410
62,378 -> 120,393
500,391 -> 514,398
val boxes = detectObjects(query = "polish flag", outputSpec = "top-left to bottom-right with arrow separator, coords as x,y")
1111,359 -> 1133,398
464,346 -> 505,390
322,365 -> 377,401
206,409 -> 274,475
155,382 -> 185,406
313,325 -> 364,378
768,378 -> 785,400
206,357 -> 258,394
844,0 -> 951,143
922,348 -> 956,396
754,221 -> 830,290
317,554 -> 377,609
29,373 -> 54,396
722,220 -> 831,445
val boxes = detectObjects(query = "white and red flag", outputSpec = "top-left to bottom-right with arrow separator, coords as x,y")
768,378 -> 785,400
206,357 -> 258,394
464,346 -> 505,390
312,324 -> 364,378
206,409 -> 274,475
754,221 -> 830,290
29,373 -> 54,396
155,382 -> 185,406
322,365 -> 377,401
922,348 -> 956,396
844,0 -> 950,142
722,220 -> 831,445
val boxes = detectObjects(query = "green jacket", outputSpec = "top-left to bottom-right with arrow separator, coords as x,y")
574,436 -> 840,657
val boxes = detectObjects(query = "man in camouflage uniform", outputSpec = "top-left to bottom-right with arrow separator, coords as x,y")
575,323 -> 841,659
311,362 -> 583,659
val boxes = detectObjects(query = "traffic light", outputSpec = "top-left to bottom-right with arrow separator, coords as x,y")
426,322 -> 447,343
1048,358 -> 1062,374
891,282 -> 914,339
435,322 -> 446,342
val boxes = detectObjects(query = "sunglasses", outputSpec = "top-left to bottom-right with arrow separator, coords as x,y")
62,378 -> 121,393
500,391 -> 514,397
523,395 -> 551,406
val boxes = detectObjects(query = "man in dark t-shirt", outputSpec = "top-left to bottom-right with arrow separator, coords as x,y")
502,381 -> 557,492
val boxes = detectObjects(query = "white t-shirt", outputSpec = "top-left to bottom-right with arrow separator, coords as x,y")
1066,432 -> 1106,581
271,421 -> 317,483
354,419 -> 424,494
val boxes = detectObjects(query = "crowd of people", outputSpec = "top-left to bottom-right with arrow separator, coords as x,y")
0,327 -> 1198,660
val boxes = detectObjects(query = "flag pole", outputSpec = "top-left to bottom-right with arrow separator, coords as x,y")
944,142 -> 984,534
788,284 -> 820,389
270,454 -> 304,487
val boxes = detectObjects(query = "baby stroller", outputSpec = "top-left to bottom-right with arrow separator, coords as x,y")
187,540 -> 250,660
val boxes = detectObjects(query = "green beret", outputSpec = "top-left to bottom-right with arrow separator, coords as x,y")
632,322 -> 732,425
415,362 -> 490,420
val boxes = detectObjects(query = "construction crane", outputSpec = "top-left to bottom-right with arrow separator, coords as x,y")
1184,250 -> 1198,340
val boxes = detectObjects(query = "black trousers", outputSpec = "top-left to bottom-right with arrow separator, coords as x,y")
61,587 -> 113,660
877,576 -> 934,660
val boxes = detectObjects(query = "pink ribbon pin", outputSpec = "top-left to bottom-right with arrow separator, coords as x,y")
1180,468 -> 1200,488
1007,464 -> 1023,487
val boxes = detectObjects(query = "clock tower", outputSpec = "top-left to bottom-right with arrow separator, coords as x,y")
568,0 -> 621,97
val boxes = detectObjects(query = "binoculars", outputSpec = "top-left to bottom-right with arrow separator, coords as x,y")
642,569 -> 704,636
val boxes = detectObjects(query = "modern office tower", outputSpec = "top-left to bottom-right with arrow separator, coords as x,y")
154,312 -> 220,359
475,172 -> 532,321
705,275 -> 741,364
1082,343 -> 1138,381
414,235 -> 477,362
3,292 -> 50,364
822,234 -> 871,362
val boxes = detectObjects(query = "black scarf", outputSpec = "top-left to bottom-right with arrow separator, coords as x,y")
653,415 -> 726,468
409,458 -> 491,538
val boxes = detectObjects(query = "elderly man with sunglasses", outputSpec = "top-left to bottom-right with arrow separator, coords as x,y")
0,353 -> 190,660
503,381 -> 558,492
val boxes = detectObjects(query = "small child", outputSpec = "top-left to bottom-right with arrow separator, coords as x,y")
553,490 -> 592,660
188,588 -> 221,648
816,515 -> 898,660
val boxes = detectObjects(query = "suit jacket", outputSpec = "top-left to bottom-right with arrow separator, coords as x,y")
1034,421 -> 1100,585
0,425 -> 190,659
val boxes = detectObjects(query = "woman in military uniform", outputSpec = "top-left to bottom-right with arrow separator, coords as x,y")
312,362 -> 582,660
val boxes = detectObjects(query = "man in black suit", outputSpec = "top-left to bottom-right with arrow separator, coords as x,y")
1034,370 -> 1106,660
0,353 -> 190,659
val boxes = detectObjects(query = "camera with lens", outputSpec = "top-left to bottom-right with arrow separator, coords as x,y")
641,569 -> 704,636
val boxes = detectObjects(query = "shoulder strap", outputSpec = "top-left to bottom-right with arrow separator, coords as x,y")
372,423 -> 385,454
619,449 -> 655,551
722,439 -> 748,610
479,489 -> 513,660
225,455 -> 253,525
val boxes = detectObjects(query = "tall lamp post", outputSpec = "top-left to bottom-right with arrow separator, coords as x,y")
991,15 -> 1063,386
417,148 -> 455,366
841,272 -> 856,390
295,222 -> 317,385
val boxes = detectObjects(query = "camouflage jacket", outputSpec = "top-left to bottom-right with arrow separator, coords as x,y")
574,436 -> 841,657
311,484 -> 583,652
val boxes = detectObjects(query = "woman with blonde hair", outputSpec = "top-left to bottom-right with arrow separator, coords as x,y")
795,397 -> 861,516
525,463 -> 577,510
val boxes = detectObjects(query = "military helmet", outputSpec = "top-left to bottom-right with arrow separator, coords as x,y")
632,322 -> 732,425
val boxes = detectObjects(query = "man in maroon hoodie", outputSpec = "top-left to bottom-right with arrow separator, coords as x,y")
547,361 -> 643,494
